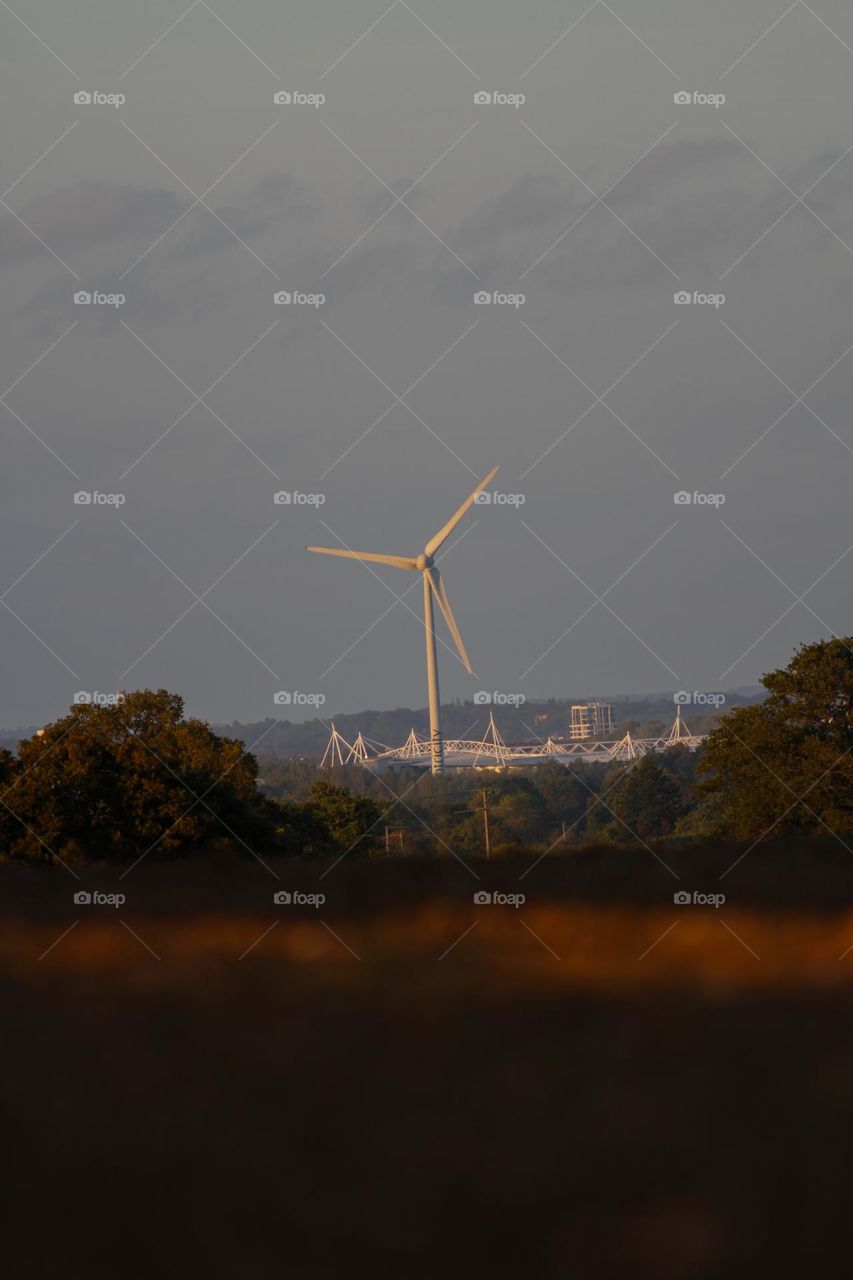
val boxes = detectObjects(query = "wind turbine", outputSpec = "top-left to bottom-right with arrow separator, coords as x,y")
308,465 -> 499,775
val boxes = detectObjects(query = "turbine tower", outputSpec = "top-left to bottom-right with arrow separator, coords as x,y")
308,465 -> 499,775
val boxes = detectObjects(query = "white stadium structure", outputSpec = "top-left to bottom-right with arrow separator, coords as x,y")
320,708 -> 706,771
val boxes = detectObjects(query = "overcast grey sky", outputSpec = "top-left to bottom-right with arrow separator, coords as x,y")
1,0 -> 852,726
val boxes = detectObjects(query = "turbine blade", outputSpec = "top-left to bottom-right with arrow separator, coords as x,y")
307,546 -> 417,571
428,568 -> 472,673
424,465 -> 500,556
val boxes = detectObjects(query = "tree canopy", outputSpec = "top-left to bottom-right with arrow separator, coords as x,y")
698,637 -> 853,839
3,690 -> 277,864
589,755 -> 686,840
0,690 -> 390,866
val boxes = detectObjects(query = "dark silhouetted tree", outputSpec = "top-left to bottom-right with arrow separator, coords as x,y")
698,637 -> 853,839
603,756 -> 686,840
306,779 -> 381,853
5,690 -> 278,863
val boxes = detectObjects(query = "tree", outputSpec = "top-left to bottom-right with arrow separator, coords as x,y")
698,637 -> 853,840
0,748 -> 21,856
431,776 -> 551,855
532,764 -> 593,841
305,780 -> 381,853
273,800 -> 336,856
485,776 -> 551,847
4,690 -> 278,864
601,756 -> 686,840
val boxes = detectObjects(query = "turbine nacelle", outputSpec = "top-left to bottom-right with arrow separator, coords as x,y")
415,552 -> 433,572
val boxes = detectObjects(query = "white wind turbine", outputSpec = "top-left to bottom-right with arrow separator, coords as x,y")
308,465 -> 499,775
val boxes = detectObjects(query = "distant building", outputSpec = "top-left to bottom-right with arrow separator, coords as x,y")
570,701 -> 614,740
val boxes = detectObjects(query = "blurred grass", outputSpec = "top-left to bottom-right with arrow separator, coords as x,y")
4,840 -> 853,1277
8,902 -> 853,989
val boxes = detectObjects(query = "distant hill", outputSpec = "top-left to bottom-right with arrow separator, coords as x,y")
0,689 -> 765,760
214,690 -> 765,760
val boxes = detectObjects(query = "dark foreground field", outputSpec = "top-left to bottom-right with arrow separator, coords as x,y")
5,840 -> 853,1278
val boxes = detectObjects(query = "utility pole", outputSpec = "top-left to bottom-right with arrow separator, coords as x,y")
384,827 -> 405,854
481,787 -> 491,859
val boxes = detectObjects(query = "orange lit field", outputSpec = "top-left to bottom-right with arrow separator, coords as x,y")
10,899 -> 853,989
4,843 -> 853,1277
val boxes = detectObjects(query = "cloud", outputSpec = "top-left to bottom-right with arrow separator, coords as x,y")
2,171 -> 318,269
9,172 -> 322,333
163,171 -> 318,265
1,182 -> 184,262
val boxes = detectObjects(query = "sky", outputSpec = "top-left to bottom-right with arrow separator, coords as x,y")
1,0 -> 852,727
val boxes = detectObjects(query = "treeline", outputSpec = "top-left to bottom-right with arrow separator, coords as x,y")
0,695 -> 715,863
259,750 -> 699,854
262,632 -> 853,851
0,691 -> 382,866
1,638 -> 851,866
